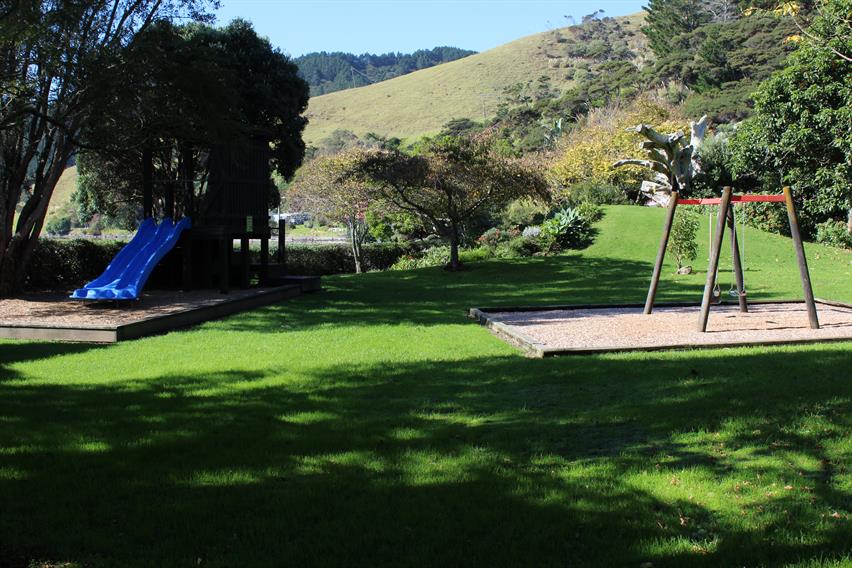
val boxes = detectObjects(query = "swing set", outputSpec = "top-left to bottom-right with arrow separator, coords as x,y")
645,186 -> 820,332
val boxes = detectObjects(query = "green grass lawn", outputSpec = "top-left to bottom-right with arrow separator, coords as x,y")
285,224 -> 346,239
2,206 -> 850,567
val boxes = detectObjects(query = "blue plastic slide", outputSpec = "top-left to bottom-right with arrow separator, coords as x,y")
71,217 -> 192,300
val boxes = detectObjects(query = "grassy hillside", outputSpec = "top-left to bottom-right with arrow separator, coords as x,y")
303,13 -> 646,144
45,166 -> 77,226
3,206 -> 851,566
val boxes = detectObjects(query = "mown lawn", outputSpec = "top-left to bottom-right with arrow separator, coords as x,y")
1,206 -> 850,567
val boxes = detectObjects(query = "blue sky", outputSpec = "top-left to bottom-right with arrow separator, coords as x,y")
215,0 -> 646,57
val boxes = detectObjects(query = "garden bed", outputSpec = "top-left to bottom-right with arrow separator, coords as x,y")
470,300 -> 852,357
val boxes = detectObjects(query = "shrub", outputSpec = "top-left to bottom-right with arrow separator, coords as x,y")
500,198 -> 547,229
815,220 -> 852,250
495,236 -> 542,258
285,242 -> 411,275
459,247 -> 492,263
477,227 -> 507,250
562,180 -> 628,207
668,212 -> 699,270
539,207 -> 594,252
390,245 -> 451,270
551,95 -> 687,200
26,238 -> 126,290
521,226 -> 541,239
574,202 -> 603,223
740,198 -> 790,236
692,127 -> 735,197
45,215 -> 72,236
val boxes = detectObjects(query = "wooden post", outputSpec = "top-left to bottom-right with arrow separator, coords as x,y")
260,237 -> 269,287
219,237 -> 230,294
278,218 -> 285,264
164,182 -> 175,220
784,186 -> 819,329
727,206 -> 748,313
181,143 -> 194,218
644,191 -> 679,314
182,235 -> 193,291
142,148 -> 153,219
698,186 -> 733,332
240,236 -> 250,289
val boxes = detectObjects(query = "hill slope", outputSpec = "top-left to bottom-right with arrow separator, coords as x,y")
45,166 -> 77,226
295,47 -> 477,96
303,13 -> 647,144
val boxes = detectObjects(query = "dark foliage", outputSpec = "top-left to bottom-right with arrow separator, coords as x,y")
26,239 -> 125,291
295,47 -> 476,96
76,19 -> 309,227
284,243 -> 414,275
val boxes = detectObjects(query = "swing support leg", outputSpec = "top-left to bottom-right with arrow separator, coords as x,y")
727,206 -> 748,313
698,187 -> 733,332
644,191 -> 679,314
784,186 -> 820,329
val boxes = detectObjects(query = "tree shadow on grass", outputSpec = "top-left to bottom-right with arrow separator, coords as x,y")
1,346 -> 850,567
0,342 -> 105,382
212,255 -> 713,333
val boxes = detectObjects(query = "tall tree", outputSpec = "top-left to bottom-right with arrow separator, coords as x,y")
641,0 -> 710,58
0,0 -> 214,296
730,0 -> 852,235
75,19 -> 309,227
289,151 -> 373,273
357,136 -> 549,270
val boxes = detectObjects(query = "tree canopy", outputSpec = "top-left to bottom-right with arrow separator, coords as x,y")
76,19 -> 309,228
355,136 -> 549,270
289,151 -> 373,273
0,0 -> 215,295
730,0 -> 852,234
295,47 -> 475,96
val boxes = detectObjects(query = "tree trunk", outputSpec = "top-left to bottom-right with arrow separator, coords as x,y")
448,223 -> 461,271
349,220 -> 362,274
0,235 -> 28,297
0,140 -> 71,297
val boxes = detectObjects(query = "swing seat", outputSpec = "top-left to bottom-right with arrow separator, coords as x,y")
711,286 -> 722,304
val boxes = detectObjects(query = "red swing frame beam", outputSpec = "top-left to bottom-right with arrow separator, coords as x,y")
644,186 -> 819,332
677,194 -> 787,205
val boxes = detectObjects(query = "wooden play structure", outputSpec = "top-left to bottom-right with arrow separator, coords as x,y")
141,138 -> 287,293
645,186 -> 819,332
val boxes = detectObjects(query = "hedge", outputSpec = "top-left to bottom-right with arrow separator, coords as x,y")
26,238 -> 126,291
24,239 -> 413,291
282,243 -> 413,275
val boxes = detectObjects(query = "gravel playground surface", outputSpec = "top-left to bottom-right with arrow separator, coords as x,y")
479,302 -> 852,355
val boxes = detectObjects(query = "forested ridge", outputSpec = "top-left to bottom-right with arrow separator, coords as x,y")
295,47 -> 476,96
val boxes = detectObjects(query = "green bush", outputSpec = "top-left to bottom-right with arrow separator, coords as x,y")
500,198 -> 547,228
26,238 -> 126,290
740,198 -> 790,236
390,245 -> 451,271
365,208 -> 424,242
668,212 -> 699,270
495,236 -> 542,258
574,202 -> 603,223
539,207 -> 594,252
562,180 -> 629,208
476,227 -> 514,250
45,215 -> 72,236
459,247 -> 492,263
815,220 -> 852,250
286,242 -> 412,275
